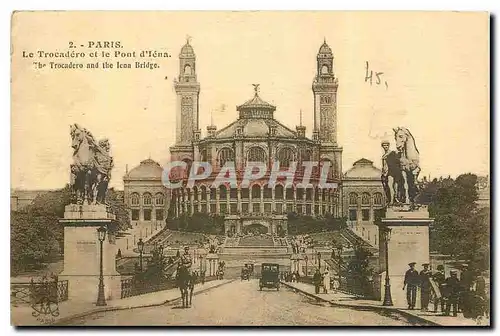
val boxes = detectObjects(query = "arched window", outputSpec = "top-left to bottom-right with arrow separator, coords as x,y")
192,187 -> 198,201
200,149 -> 208,162
200,186 -> 207,201
296,188 -> 304,200
275,185 -> 284,199
251,185 -> 261,198
218,147 -> 234,168
230,188 -> 238,199
263,184 -> 272,199
374,192 -> 383,205
131,193 -> 139,206
277,147 -> 294,168
300,149 -> 312,162
155,193 -> 165,205
143,193 -> 152,206
241,188 -> 249,199
219,185 -> 227,199
349,193 -> 358,206
321,64 -> 329,75
306,188 -> 312,200
314,187 -> 320,201
247,146 -> 266,163
362,193 -> 370,205
210,188 -> 216,200
285,187 -> 294,200
184,64 -> 192,75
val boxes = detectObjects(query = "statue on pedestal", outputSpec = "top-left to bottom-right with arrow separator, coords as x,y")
381,127 -> 421,209
70,124 -> 114,205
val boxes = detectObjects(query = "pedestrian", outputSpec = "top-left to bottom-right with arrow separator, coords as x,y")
332,274 -> 340,293
403,262 -> 419,310
459,263 -> 474,314
420,263 -> 432,312
432,265 -> 446,313
323,267 -> 331,294
444,269 -> 460,317
313,269 -> 322,294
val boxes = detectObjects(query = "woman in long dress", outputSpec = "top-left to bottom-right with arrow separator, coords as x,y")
323,267 -> 331,294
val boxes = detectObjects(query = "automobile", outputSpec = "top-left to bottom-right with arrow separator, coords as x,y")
259,263 -> 280,291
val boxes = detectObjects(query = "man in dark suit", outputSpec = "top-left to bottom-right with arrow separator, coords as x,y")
403,262 -> 419,309
444,270 -> 461,316
420,263 -> 432,311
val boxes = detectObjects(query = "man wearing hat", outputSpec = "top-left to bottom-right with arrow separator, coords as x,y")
403,262 -> 420,310
420,263 -> 432,311
444,269 -> 460,316
432,265 -> 446,313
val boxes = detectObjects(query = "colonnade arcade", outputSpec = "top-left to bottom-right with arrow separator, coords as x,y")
172,183 -> 340,218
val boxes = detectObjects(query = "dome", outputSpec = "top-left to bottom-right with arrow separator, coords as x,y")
237,85 -> 276,119
126,158 -> 163,179
318,40 -> 333,56
180,41 -> 195,58
344,158 -> 382,179
238,94 -> 276,111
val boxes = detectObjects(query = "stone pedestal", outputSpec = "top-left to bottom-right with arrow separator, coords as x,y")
378,206 -> 433,307
206,253 -> 219,276
59,204 -> 121,303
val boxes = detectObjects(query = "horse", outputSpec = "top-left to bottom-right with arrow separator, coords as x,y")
70,124 -> 97,204
176,265 -> 195,308
70,124 -> 112,205
394,127 -> 421,206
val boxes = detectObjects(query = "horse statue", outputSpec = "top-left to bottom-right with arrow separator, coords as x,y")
69,124 -> 113,205
393,127 -> 421,207
176,264 -> 195,308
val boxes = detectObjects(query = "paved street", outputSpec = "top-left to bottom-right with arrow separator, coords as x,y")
67,279 -> 424,326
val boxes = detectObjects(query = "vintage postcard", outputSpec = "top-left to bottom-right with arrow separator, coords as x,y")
10,11 -> 490,326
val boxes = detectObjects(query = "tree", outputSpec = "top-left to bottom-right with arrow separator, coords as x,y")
427,173 -> 489,270
11,212 -> 61,275
106,188 -> 132,232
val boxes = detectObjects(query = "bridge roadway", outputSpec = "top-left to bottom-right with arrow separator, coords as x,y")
67,279 -> 421,326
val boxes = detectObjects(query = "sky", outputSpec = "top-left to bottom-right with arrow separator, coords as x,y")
11,11 -> 489,190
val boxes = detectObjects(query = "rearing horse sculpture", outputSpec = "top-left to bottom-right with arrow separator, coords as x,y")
394,127 -> 421,206
70,124 -> 113,205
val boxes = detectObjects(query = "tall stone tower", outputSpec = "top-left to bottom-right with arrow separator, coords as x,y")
312,40 -> 343,180
170,38 -> 200,164
312,39 -> 338,144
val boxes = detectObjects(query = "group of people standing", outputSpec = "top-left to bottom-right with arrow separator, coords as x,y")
404,262 -> 489,320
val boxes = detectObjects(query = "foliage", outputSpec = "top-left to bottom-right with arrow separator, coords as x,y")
135,244 -> 170,283
106,188 -> 132,232
166,213 -> 225,235
287,212 -> 347,235
11,212 -> 61,275
423,173 -> 489,271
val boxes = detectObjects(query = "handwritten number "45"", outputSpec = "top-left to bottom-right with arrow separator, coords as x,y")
365,61 -> 388,90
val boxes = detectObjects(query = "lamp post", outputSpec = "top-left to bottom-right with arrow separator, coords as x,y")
317,251 -> 322,270
304,255 -> 308,276
96,225 -> 107,306
382,226 -> 393,306
137,238 -> 144,272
